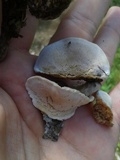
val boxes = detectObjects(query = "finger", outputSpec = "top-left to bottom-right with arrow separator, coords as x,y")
50,0 -> 111,42
0,105 -> 6,160
9,11 -> 38,51
109,83 -> 120,126
94,7 -> 120,65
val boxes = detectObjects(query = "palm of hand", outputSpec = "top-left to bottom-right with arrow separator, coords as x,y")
0,49 -> 119,160
0,1 -> 120,158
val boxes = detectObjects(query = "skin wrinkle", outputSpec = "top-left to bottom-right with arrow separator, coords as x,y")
94,7 -> 120,65
0,105 -> 6,160
51,0 -> 111,42
106,7 -> 120,35
0,93 -> 24,159
40,148 -> 50,160
22,125 -> 29,160
22,121 -> 41,160
1,74 -> 43,139
21,120 -> 27,160
104,24 -> 120,41
61,136 -> 91,160
100,25 -> 120,64
70,11 -> 97,36
63,17 -> 94,41
40,140 -> 56,160
41,136 -> 91,160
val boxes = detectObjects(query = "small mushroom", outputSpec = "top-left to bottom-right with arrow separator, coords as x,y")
25,37 -> 113,141
92,90 -> 113,127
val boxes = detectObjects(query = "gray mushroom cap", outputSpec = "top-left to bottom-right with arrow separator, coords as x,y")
34,37 -> 110,81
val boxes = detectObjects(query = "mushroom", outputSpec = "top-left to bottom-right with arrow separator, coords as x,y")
92,90 -> 113,126
25,37 -> 113,141
26,76 -> 94,120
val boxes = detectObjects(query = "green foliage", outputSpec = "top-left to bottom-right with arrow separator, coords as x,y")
116,141 -> 120,156
112,0 -> 120,6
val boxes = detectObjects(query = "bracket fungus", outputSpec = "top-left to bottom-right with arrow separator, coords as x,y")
26,37 -> 113,141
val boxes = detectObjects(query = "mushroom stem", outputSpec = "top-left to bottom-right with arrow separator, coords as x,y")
42,114 -> 64,141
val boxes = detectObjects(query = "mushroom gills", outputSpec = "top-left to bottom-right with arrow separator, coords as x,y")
37,74 -> 102,96
64,79 -> 101,96
25,76 -> 94,120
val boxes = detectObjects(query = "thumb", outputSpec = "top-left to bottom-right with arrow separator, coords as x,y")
110,82 -> 120,127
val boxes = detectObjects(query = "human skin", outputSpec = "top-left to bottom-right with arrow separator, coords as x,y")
0,0 -> 120,159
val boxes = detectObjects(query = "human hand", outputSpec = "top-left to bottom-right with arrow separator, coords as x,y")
0,0 -> 120,160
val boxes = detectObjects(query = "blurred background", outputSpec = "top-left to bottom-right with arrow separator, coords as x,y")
30,1 -> 120,159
